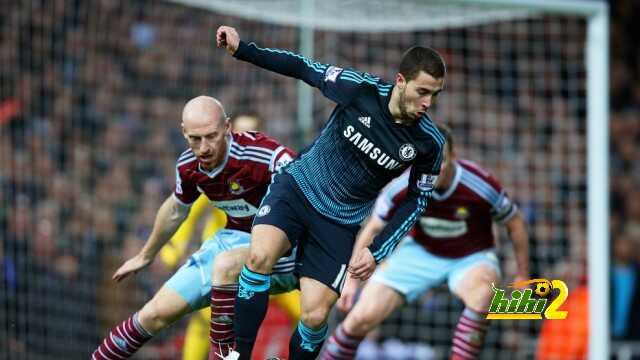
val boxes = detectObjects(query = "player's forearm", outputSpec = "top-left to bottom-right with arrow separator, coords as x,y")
506,213 -> 529,276
233,40 -> 321,87
353,216 -> 386,253
367,192 -> 428,263
140,196 -> 190,260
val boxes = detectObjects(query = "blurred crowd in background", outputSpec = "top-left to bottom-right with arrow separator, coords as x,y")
0,0 -> 638,359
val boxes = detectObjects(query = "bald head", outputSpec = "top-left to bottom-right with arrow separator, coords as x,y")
182,95 -> 228,128
182,96 -> 231,170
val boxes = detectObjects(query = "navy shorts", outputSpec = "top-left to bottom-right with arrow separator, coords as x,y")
253,172 -> 359,294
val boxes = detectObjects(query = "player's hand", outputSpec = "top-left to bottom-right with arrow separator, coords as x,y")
348,247 -> 376,281
216,26 -> 240,54
112,253 -> 153,282
336,275 -> 361,313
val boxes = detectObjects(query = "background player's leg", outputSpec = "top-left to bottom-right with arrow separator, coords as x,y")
235,224 -> 290,360
321,281 -> 404,360
288,277 -> 338,360
209,247 -> 249,359
92,286 -> 192,360
449,261 -> 500,360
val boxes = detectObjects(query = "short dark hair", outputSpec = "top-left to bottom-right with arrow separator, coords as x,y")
399,46 -> 446,81
436,123 -> 453,153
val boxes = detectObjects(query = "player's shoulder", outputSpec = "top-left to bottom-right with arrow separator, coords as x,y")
414,116 -> 445,151
232,131 -> 282,150
229,132 -> 280,168
338,68 -> 393,97
458,159 -> 502,190
175,148 -> 198,171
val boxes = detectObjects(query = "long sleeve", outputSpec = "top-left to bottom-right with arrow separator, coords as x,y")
234,40 -> 362,105
368,140 -> 443,263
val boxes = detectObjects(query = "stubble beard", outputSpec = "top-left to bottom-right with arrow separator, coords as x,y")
398,88 -> 417,124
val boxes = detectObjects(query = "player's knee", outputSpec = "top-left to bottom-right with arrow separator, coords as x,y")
300,306 -> 331,329
464,270 -> 499,311
246,250 -> 274,273
138,301 -> 170,333
213,252 -> 242,284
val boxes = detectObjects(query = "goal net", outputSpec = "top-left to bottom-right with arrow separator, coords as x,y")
0,0 -> 607,359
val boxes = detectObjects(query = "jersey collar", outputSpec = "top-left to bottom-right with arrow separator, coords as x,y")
432,161 -> 461,201
198,134 -> 233,178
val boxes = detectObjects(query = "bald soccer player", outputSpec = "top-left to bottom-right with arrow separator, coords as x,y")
92,96 -> 297,360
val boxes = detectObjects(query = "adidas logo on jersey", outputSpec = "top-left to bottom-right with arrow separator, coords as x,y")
358,116 -> 371,128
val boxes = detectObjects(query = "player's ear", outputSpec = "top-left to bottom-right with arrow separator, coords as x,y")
395,73 -> 407,89
181,123 -> 188,139
224,118 -> 231,134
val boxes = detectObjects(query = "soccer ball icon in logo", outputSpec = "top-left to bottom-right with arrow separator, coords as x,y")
534,280 -> 552,297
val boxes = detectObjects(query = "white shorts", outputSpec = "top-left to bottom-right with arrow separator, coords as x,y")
371,237 -> 501,303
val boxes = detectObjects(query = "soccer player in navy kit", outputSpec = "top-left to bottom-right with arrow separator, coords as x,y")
215,26 -> 446,360
321,125 -> 530,360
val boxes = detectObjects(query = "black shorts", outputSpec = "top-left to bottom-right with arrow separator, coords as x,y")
253,172 -> 359,294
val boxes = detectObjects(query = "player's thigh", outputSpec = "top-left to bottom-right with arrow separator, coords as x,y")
139,285 -> 193,333
165,238 -> 230,311
370,237 -> 449,303
343,280 -> 404,336
449,250 -> 501,311
297,208 -> 359,296
207,228 -> 254,284
250,173 -> 308,272
298,276 -> 340,328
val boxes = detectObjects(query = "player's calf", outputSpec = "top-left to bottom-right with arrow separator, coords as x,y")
321,281 -> 403,360
92,312 -> 153,360
234,225 -> 290,359
288,277 -> 338,359
209,248 -> 246,358
209,283 -> 238,359
92,286 -> 191,359
450,307 -> 490,360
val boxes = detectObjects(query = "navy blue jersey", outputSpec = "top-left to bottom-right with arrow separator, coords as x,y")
234,41 -> 444,263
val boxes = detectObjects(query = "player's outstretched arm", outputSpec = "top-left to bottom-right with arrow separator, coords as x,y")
113,195 -> 190,282
215,25 -> 360,105
504,212 -> 530,280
